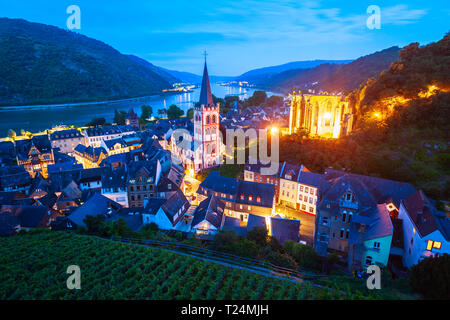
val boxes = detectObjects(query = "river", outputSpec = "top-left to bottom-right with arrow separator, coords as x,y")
0,84 -> 280,136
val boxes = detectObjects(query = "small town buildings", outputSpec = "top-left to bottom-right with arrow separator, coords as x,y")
279,163 -> 308,209
142,189 -> 190,230
101,167 -> 128,208
73,144 -> 107,169
83,125 -> 136,148
15,135 -> 55,178
270,216 -> 301,244
127,160 -> 162,207
0,205 -> 58,231
296,171 -> 322,215
197,171 -> 275,223
125,108 -> 139,128
191,194 -> 225,237
67,192 -> 122,228
171,60 -> 224,173
50,129 -> 86,155
0,166 -> 31,194
399,190 -> 450,268
314,169 -> 417,271
244,160 -> 283,202
100,134 -> 142,156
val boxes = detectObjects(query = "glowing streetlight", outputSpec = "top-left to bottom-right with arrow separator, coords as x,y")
270,127 -> 279,135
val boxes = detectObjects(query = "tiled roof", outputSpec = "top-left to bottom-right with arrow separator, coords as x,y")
50,129 -> 83,140
298,171 -> 322,188
247,214 -> 267,231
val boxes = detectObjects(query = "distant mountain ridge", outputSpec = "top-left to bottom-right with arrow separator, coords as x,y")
262,47 -> 401,93
236,59 -> 352,84
0,18 -> 174,106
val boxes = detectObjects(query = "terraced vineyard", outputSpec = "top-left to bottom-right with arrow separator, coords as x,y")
0,231 -> 408,299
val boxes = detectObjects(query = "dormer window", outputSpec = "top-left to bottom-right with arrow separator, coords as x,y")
257,196 -> 261,203
240,194 -> 244,200
248,195 -> 253,201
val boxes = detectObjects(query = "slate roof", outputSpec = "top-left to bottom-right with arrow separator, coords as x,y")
144,198 -> 168,215
0,211 -> 20,236
0,205 -> 52,228
244,158 -> 284,177
236,180 -> 275,208
101,167 -> 127,189
247,214 -> 267,231
402,190 -> 450,241
222,216 -> 246,237
68,193 -> 121,227
349,204 -> 394,244
14,135 -> 52,160
161,189 -> 190,225
0,166 -> 31,190
192,194 -> 225,229
84,125 -> 135,137
298,171 -> 322,187
199,61 -> 214,107
198,171 -> 238,196
270,217 -> 301,244
50,129 -> 83,140
323,169 -> 416,208
106,208 -> 144,232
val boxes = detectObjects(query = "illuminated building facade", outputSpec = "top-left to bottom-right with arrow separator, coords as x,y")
289,91 -> 353,138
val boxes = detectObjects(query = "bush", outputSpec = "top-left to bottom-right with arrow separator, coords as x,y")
283,241 -> 320,269
409,254 -> 450,299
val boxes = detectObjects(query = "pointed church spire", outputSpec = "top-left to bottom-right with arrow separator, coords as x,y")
199,52 -> 214,107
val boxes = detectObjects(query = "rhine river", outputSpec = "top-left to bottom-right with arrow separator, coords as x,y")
0,84 -> 279,136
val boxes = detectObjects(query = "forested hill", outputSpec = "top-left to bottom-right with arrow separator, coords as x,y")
0,18 -> 176,106
261,47 -> 400,93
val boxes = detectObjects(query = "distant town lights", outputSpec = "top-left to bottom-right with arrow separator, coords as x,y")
324,112 -> 332,120
270,127 -> 279,135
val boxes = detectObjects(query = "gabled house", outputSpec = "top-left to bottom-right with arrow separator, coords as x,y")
127,160 -> 161,207
314,169 -> 417,271
0,166 -> 31,194
0,205 -> 58,231
101,167 -> 128,207
399,190 -> 450,268
191,194 -> 225,237
142,189 -> 190,230
67,192 -> 122,228
14,135 -> 55,178
73,144 -> 107,169
50,129 -> 86,155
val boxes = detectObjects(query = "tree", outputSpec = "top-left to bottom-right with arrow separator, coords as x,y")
140,105 -> 153,121
187,108 -> 194,119
114,109 -> 126,125
246,226 -> 268,247
83,215 -> 106,236
246,90 -> 267,107
167,104 -> 184,120
283,241 -> 319,269
7,129 -> 16,141
85,117 -> 106,127
264,95 -> 283,107
409,254 -> 450,299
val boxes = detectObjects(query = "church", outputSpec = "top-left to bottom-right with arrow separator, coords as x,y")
171,60 -> 224,173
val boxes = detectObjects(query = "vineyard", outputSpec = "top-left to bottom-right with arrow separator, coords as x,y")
0,231 -> 412,299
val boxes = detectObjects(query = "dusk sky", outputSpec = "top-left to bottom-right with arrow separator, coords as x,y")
1,0 -> 448,76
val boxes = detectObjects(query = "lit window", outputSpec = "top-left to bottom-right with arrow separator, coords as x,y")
248,195 -> 253,201
365,256 -> 373,266
256,196 -> 261,203
427,240 -> 442,250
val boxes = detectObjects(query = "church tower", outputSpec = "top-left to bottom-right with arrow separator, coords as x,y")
193,59 -> 221,171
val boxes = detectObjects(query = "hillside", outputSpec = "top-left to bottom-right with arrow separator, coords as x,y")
268,47 -> 400,93
0,231 -> 412,300
236,59 -> 351,86
0,18 -> 174,106
279,35 -> 450,201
